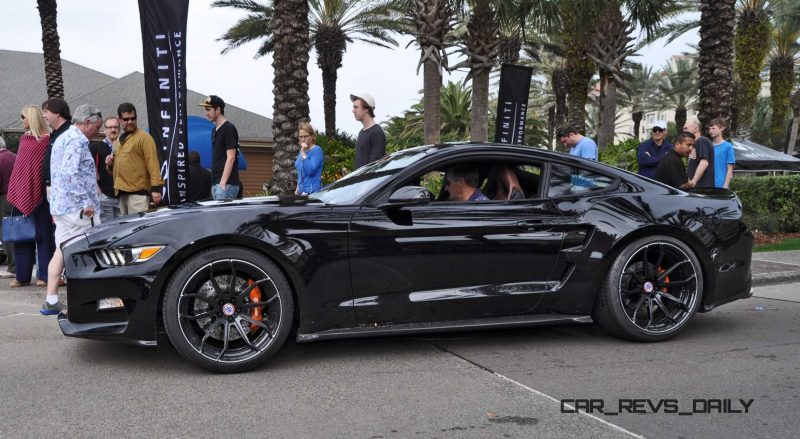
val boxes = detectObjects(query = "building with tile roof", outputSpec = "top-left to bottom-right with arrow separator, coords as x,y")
0,49 -> 274,195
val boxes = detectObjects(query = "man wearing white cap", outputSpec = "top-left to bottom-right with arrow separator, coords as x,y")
351,92 -> 386,169
636,120 -> 673,179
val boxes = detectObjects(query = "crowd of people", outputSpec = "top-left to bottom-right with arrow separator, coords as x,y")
635,118 -> 736,190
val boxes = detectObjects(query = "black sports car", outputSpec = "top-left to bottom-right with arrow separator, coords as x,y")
58,143 -> 753,372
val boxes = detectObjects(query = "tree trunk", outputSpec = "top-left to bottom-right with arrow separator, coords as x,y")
789,89 -> 800,155
315,25 -> 346,137
632,111 -> 643,140
423,58 -> 442,144
697,0 -> 735,129
566,62 -> 592,133
597,74 -> 617,150
470,68 -> 489,142
733,7 -> 770,139
769,58 -> 793,151
552,68 -> 568,129
270,0 -> 310,194
37,0 -> 64,99
547,106 -> 555,150
675,107 -> 687,136
321,67 -> 337,137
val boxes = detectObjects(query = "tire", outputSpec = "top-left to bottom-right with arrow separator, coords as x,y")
594,235 -> 703,342
163,246 -> 294,373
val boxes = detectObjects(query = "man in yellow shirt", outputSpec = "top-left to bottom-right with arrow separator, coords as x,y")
105,102 -> 164,215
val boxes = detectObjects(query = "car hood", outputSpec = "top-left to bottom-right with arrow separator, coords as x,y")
81,196 -> 326,247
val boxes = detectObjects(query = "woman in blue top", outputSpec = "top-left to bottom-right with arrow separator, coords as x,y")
294,122 -> 324,195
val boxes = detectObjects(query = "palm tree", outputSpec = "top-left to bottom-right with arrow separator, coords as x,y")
658,58 -> 698,132
588,2 -> 638,149
768,17 -> 800,150
270,0 -> 311,194
625,65 -> 658,139
405,0 -> 455,144
213,0 -> 401,136
37,0 -> 64,99
734,0 -> 772,139
384,81 -> 472,144
697,0 -> 737,129
452,0 -> 502,142
559,0 -> 600,133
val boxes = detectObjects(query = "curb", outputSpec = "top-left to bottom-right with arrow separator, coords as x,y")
752,270 -> 800,287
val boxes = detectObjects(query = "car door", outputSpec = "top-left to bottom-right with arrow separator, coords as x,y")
348,163 -> 566,326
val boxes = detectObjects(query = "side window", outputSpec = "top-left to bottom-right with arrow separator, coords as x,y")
548,164 -> 614,197
482,163 -> 542,201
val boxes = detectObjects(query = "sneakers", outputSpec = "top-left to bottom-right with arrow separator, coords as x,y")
0,271 -> 15,279
39,301 -> 64,316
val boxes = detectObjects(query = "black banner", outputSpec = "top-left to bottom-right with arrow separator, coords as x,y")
494,64 -> 533,145
138,0 -> 189,204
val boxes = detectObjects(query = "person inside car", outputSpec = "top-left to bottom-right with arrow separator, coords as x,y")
484,165 -> 525,200
444,164 -> 488,201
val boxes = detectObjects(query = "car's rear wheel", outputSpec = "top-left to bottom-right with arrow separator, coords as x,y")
594,235 -> 703,342
163,246 -> 293,373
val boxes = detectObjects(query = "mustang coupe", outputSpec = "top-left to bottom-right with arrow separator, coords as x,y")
58,143 -> 753,372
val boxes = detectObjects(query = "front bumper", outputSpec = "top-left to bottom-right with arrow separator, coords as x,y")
58,313 -> 156,346
58,237 -> 173,345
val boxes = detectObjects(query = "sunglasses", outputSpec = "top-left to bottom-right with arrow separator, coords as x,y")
120,116 -> 136,122
652,128 -> 665,133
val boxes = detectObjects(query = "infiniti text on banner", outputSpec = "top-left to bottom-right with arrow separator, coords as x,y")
138,0 -> 189,204
494,64 -> 533,145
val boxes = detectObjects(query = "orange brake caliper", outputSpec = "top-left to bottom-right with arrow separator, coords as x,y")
248,279 -> 263,332
658,268 -> 670,293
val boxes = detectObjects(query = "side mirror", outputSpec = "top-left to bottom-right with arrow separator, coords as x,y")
381,186 -> 433,209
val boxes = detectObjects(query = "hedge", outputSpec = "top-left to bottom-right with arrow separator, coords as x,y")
730,175 -> 800,233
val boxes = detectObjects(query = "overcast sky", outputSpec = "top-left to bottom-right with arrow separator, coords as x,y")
0,0 -> 699,136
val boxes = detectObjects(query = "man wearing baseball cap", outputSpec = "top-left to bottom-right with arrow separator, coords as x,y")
199,95 -> 240,200
636,120 -> 673,179
351,92 -> 386,169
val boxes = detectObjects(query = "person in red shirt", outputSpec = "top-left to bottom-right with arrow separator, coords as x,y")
0,136 -> 17,278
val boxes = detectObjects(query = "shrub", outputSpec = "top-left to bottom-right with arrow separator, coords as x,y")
600,138 -> 639,173
730,175 -> 800,233
317,131 -> 355,185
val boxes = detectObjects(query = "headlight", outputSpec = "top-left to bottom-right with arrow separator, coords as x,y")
95,246 -> 164,267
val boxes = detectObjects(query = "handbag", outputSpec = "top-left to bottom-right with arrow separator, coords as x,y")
2,206 -> 36,243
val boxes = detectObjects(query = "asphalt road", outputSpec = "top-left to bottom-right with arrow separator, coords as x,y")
1,282 -> 798,439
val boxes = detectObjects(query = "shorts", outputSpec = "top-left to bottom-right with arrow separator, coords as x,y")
54,209 -> 101,249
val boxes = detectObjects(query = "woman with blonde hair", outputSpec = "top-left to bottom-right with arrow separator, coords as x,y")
6,105 -> 56,287
294,122 -> 324,195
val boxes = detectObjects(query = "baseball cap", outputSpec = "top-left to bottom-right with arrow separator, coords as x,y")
199,95 -> 225,109
350,93 -> 375,110
652,120 -> 667,130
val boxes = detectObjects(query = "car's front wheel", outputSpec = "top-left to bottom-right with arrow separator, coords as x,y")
594,235 -> 703,342
163,246 -> 293,372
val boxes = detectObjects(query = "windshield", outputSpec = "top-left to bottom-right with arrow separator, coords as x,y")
311,147 -> 432,204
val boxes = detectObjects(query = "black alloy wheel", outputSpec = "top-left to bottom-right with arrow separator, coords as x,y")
163,246 -> 293,372
594,235 -> 703,342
